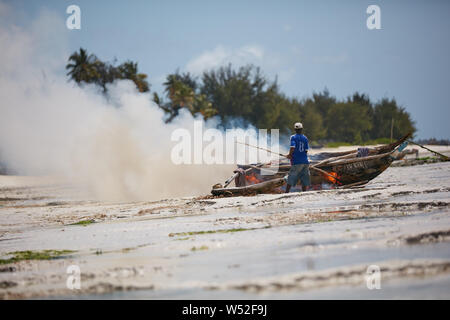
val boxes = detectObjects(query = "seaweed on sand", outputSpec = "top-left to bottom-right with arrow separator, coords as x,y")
69,219 -> 96,226
0,249 -> 76,265
169,226 -> 271,237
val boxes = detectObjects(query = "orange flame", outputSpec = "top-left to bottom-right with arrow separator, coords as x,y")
245,173 -> 262,185
325,171 -> 339,184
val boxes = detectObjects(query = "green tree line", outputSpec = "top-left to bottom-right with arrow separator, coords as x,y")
66,48 -> 416,143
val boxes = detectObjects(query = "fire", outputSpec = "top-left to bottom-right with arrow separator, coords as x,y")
245,173 -> 262,185
325,171 -> 340,184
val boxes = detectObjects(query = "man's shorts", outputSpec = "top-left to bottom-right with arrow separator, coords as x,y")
286,164 -> 311,187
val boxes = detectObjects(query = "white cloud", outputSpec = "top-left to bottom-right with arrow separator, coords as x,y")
184,44 -> 302,86
185,45 -> 265,74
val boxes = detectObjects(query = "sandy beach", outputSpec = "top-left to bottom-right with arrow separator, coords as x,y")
0,147 -> 450,299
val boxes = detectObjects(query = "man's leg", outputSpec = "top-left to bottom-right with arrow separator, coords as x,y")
300,165 -> 311,192
286,165 -> 298,193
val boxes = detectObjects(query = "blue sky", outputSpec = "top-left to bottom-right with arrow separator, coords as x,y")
6,0 -> 450,139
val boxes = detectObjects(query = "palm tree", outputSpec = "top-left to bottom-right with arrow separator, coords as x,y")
194,94 -> 217,120
165,75 -> 195,109
118,61 -> 137,78
118,61 -> 150,92
65,48 -> 99,84
159,75 -> 195,122
134,73 -> 150,92
161,74 -> 217,122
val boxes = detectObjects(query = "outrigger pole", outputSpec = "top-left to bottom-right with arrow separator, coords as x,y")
235,141 -> 285,157
406,140 -> 449,161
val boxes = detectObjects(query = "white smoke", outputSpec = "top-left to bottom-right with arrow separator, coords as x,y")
0,5 -> 244,201
0,5 -> 284,201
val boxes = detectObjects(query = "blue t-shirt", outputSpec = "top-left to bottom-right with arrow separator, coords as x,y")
290,134 -> 309,165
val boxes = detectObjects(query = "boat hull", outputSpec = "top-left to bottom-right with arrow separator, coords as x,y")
263,153 -> 393,186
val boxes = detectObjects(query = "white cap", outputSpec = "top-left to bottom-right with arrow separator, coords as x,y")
294,122 -> 303,129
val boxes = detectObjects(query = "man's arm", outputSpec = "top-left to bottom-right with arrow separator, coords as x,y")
286,136 -> 295,159
304,137 -> 309,155
286,146 -> 295,159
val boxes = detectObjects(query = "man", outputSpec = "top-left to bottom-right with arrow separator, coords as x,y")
285,122 -> 310,192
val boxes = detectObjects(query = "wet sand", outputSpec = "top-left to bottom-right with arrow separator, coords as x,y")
0,159 -> 450,299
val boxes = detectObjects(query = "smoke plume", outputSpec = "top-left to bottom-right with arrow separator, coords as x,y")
0,6 -> 248,201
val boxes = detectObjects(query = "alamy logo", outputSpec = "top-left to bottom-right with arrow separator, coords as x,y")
170,120 -> 280,169
66,265 -> 81,290
366,5 -> 381,30
66,5 -> 81,30
366,265 -> 381,289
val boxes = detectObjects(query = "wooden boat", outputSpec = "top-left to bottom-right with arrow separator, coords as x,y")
211,135 -> 410,196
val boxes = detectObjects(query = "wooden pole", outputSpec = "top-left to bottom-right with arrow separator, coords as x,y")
223,172 -> 239,188
311,152 -> 358,167
406,140 -> 449,160
235,141 -> 285,157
